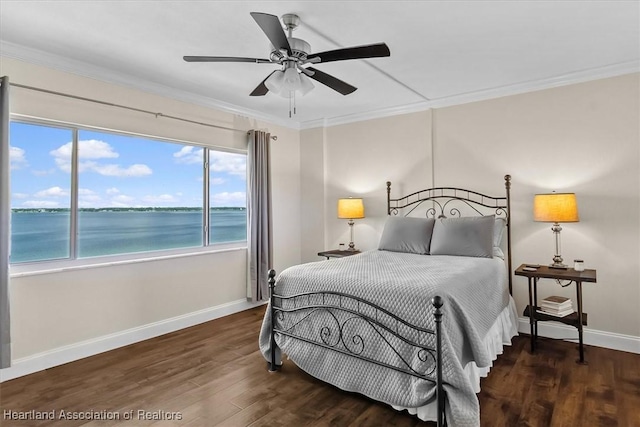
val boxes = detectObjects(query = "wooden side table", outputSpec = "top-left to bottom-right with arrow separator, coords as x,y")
515,264 -> 597,363
318,249 -> 361,260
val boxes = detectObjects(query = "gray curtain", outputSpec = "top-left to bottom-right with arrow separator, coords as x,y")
0,76 -> 11,368
247,130 -> 272,302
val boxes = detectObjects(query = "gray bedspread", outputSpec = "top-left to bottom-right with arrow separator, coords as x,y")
259,250 -> 512,427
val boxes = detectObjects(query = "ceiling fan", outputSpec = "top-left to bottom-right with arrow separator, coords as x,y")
184,12 -> 390,110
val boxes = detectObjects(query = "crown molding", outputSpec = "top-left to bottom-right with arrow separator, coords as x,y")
0,41 -> 301,131
426,59 -> 640,109
300,101 -> 431,129
300,59 -> 639,128
2,41 -> 637,131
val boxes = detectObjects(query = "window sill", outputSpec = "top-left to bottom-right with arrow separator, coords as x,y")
9,243 -> 247,278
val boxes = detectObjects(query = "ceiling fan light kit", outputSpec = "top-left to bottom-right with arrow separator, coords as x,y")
184,12 -> 390,117
264,63 -> 315,98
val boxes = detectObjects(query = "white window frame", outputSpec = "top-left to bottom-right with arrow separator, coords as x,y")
9,116 -> 247,274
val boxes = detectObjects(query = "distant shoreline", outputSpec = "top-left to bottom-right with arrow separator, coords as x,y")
12,207 -> 245,213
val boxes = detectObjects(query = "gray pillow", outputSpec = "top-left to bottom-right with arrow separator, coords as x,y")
378,217 -> 435,255
493,218 -> 507,259
430,215 -> 495,258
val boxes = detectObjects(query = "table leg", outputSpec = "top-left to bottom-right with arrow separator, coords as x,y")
527,276 -> 535,352
576,280 -> 586,363
533,277 -> 538,340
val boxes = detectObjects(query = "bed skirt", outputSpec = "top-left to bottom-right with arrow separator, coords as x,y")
392,296 -> 519,421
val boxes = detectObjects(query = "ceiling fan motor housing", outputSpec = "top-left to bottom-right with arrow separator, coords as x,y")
269,38 -> 310,62
287,38 -> 310,60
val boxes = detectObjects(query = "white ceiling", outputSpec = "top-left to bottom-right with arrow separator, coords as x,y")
1,1 -> 639,128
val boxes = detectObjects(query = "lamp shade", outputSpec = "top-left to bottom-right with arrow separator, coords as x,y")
338,198 -> 365,219
533,193 -> 579,223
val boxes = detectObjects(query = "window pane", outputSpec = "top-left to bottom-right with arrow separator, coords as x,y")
10,122 -> 73,263
77,130 -> 203,257
209,150 -> 247,244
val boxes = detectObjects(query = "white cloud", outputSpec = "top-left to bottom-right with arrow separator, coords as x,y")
34,186 -> 68,198
13,193 -> 29,199
22,200 -> 60,208
142,194 -> 177,204
106,187 -> 120,195
10,146 -> 27,170
91,163 -> 152,177
173,146 -> 203,164
31,169 -> 56,176
211,191 -> 246,207
78,188 -> 102,208
109,194 -> 135,208
50,140 -> 119,160
210,152 -> 246,177
112,195 -> 134,204
211,177 -> 226,185
78,194 -> 103,208
50,140 -> 151,177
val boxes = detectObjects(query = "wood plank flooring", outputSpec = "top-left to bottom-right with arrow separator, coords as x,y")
1,306 -> 639,426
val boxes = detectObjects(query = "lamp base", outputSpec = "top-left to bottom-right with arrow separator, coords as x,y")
548,263 -> 568,269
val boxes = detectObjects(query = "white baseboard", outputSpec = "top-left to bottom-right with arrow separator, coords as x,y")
517,317 -> 640,354
2,309 -> 636,383
0,299 -> 266,382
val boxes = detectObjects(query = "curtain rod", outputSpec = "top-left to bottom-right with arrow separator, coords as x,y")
9,82 -> 277,140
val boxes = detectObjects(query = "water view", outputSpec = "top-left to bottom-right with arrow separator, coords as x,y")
11,208 -> 246,263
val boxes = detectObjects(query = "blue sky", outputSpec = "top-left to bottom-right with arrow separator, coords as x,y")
9,122 -> 247,208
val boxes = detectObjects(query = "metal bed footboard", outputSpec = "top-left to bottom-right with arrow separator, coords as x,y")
266,269 -> 447,427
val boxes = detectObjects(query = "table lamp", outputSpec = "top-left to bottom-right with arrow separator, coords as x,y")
337,198 -> 365,251
533,192 -> 579,269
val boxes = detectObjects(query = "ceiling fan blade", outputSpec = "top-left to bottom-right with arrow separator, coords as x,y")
306,43 -> 390,64
306,67 -> 357,95
250,12 -> 292,56
184,56 -> 271,63
250,71 -> 277,96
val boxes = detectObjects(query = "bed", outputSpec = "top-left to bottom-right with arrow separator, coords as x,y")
258,175 -> 518,427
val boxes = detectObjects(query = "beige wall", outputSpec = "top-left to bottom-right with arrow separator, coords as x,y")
2,57 -> 301,360
302,73 -> 639,340
300,127 -> 326,263
433,73 -> 639,337
305,111 -> 433,259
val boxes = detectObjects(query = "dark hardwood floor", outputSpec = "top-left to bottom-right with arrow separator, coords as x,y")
1,306 -> 639,427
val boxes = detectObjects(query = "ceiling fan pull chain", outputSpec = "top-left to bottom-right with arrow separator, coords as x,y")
294,90 -> 297,115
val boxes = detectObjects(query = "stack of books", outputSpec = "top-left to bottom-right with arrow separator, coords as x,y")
538,295 -> 574,317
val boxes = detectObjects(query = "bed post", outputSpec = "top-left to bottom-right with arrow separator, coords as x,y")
386,181 -> 391,215
432,295 -> 445,427
268,269 -> 279,372
504,174 -> 513,295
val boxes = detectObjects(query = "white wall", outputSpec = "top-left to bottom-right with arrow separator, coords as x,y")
1,57 -> 301,364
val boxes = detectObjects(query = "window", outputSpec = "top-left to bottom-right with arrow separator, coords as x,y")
9,120 -> 247,264
10,122 -> 73,263
209,150 -> 247,244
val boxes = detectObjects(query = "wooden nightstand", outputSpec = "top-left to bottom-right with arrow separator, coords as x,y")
318,249 -> 361,260
515,264 -> 597,363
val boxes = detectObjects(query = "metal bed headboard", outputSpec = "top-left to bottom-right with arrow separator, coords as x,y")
386,175 -> 513,294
